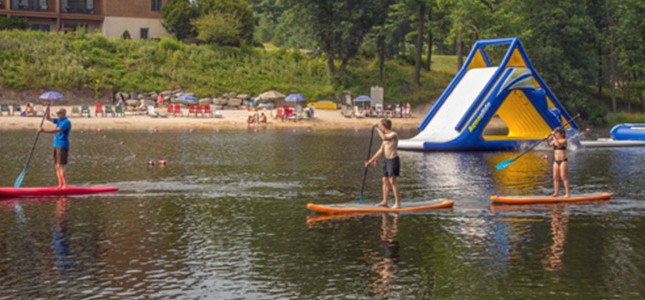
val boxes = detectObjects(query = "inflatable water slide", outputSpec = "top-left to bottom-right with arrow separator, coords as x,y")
399,38 -> 577,151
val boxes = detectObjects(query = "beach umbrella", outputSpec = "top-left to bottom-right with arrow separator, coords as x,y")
39,91 -> 64,101
353,95 -> 372,102
258,90 -> 285,100
285,93 -> 306,102
176,95 -> 198,102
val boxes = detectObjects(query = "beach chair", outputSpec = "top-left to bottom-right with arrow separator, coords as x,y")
188,104 -> 196,117
81,105 -> 91,117
204,104 -> 213,117
104,105 -> 116,117
146,105 -> 159,118
275,108 -> 284,121
71,106 -> 81,117
12,104 -> 22,116
167,104 -> 174,116
174,104 -> 181,116
0,103 -> 10,116
196,105 -> 204,117
95,103 -> 104,117
115,105 -> 125,117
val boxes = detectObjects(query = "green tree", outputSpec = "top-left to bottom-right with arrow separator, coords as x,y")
162,0 -> 196,40
196,0 -> 255,45
193,11 -> 243,46
517,0 -> 599,120
0,16 -> 29,30
294,0 -> 392,77
615,0 -> 645,112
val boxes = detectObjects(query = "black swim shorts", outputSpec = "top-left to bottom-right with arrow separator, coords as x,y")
53,148 -> 69,165
382,156 -> 400,177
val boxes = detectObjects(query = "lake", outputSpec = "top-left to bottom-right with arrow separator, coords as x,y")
0,128 -> 644,299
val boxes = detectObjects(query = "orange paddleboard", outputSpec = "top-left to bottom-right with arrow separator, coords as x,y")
307,199 -> 454,214
490,193 -> 612,204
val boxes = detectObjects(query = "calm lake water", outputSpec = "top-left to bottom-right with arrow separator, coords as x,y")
0,128 -> 644,299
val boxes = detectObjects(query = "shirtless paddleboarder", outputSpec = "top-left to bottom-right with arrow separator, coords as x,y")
365,119 -> 401,209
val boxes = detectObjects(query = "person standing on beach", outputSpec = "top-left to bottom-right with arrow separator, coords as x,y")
40,105 -> 71,189
365,119 -> 401,209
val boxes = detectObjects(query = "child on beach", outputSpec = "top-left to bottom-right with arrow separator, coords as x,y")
547,128 -> 569,197
365,119 -> 401,208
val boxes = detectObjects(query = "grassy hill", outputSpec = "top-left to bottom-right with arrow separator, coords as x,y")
0,30 -> 456,105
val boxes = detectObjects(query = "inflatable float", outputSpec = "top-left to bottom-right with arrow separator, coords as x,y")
399,37 -> 577,151
610,124 -> 645,141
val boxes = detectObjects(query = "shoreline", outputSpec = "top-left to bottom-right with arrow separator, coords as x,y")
0,106 -> 426,131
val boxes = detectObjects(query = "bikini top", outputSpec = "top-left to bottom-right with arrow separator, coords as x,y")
553,143 -> 567,150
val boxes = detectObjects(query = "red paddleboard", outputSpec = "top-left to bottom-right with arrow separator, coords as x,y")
0,186 -> 119,197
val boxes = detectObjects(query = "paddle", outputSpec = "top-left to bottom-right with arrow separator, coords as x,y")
496,114 -> 581,171
14,104 -> 50,187
359,126 -> 376,204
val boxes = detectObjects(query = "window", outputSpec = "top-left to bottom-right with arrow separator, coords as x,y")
140,28 -> 149,40
151,0 -> 162,12
30,24 -> 51,32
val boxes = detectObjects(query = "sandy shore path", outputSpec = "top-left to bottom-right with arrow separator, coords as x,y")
0,106 -> 425,131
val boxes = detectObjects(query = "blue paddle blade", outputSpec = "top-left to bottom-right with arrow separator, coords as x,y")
14,169 -> 26,188
496,159 -> 514,171
359,193 -> 363,204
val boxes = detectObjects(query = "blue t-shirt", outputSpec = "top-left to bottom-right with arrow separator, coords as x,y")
53,117 -> 71,148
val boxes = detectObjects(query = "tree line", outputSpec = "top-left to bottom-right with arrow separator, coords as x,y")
162,0 -> 644,121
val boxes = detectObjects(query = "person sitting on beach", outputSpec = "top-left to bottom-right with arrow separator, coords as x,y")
135,99 -> 147,111
259,112 -> 268,123
365,119 -> 401,209
22,103 -> 34,117
247,112 -> 259,125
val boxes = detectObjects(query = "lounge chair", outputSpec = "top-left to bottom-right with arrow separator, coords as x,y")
0,103 -> 11,116
147,105 -> 159,118
115,105 -> 125,117
174,104 -> 181,116
188,104 -> 196,117
275,108 -> 284,121
71,106 -> 81,117
196,104 -> 204,117
104,105 -> 116,117
81,105 -> 91,117
167,104 -> 174,116
95,103 -> 104,117
203,104 -> 213,117
12,104 -> 21,116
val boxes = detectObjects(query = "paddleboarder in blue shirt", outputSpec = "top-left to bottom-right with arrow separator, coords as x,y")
40,106 -> 71,189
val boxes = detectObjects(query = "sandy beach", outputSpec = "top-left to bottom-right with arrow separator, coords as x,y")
0,106 -> 426,131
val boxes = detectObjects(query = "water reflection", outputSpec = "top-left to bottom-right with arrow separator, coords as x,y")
52,197 -> 71,276
372,214 -> 399,297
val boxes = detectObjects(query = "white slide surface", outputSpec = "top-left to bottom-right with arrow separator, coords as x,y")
400,67 -> 498,149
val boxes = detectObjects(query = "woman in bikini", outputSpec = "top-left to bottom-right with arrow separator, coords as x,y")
547,128 -> 569,197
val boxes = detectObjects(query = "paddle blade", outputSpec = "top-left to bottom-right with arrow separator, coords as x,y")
359,193 -> 363,204
14,169 -> 26,188
496,158 -> 515,171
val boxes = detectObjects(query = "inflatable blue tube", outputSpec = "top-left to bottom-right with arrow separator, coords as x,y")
610,124 -> 645,141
